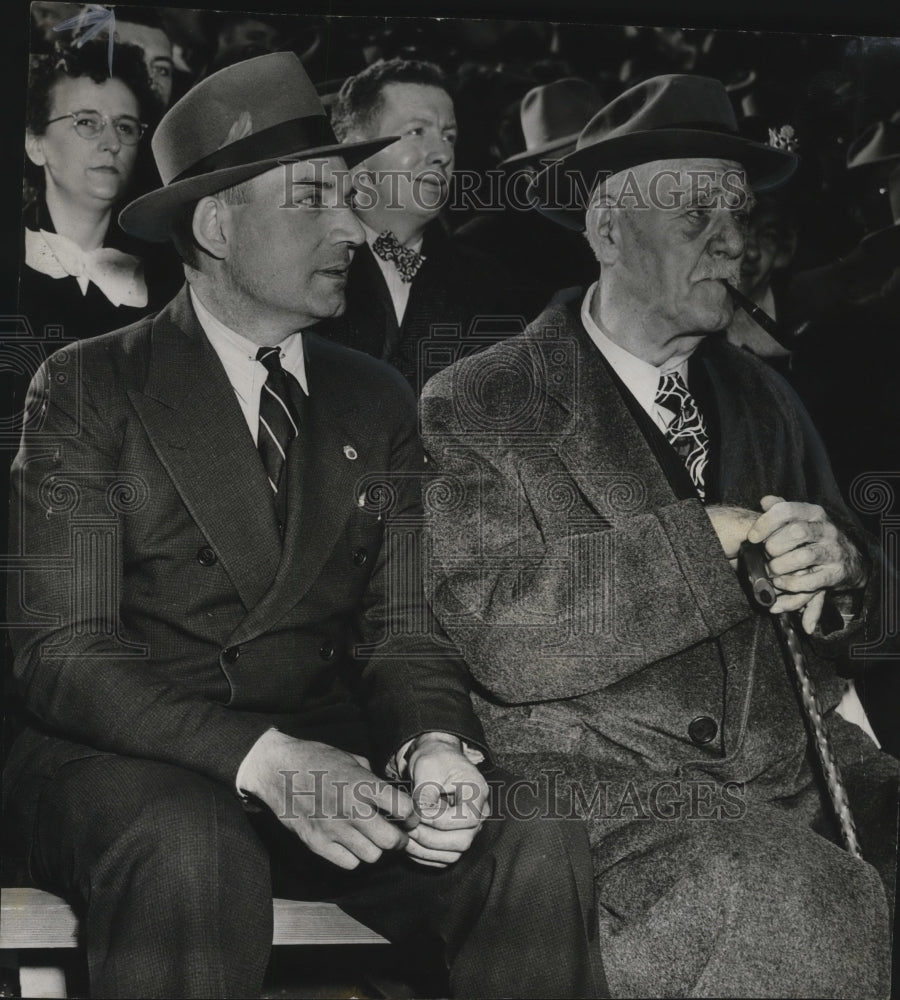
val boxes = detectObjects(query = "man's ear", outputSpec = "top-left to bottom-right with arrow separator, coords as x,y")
191,196 -> 230,260
589,203 -> 620,266
25,130 -> 47,167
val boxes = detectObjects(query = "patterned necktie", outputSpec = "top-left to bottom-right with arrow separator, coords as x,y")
655,370 -> 710,501
372,230 -> 426,282
256,346 -> 300,527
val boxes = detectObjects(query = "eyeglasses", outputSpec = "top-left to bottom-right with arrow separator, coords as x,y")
45,110 -> 147,145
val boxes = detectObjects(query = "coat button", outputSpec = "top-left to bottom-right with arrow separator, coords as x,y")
197,546 -> 217,566
319,641 -> 335,661
352,547 -> 368,566
688,716 -> 718,746
222,645 -> 241,664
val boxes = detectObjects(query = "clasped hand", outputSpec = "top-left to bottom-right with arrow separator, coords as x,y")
242,730 -> 487,871
707,495 -> 867,634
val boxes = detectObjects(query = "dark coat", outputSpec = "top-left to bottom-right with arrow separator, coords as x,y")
314,221 -> 525,396
4,286 -> 484,834
454,204 -> 598,320
19,198 -> 182,344
420,291 -> 896,998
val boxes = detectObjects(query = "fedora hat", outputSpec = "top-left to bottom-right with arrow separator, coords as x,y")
499,78 -> 604,169
846,110 -> 900,171
120,53 -> 396,242
530,74 -> 798,231
858,160 -> 900,262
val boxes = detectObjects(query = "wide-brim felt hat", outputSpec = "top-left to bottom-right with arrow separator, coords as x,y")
859,160 -> 900,262
530,74 -> 798,232
846,110 -> 900,171
120,53 -> 396,242
499,78 -> 604,169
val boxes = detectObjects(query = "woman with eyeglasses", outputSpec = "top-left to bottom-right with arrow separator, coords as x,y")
21,39 -> 176,342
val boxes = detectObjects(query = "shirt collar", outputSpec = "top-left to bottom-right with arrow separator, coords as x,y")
579,283 -> 686,414
189,286 -> 309,397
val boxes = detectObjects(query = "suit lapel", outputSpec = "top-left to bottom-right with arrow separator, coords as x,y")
230,335 -> 363,643
128,287 -> 282,610
533,301 -> 679,519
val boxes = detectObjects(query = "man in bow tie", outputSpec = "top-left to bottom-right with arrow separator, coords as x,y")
421,74 -> 899,998
4,53 -> 606,999
317,58 -> 520,394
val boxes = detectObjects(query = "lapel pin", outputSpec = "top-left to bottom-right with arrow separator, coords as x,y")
343,445 -> 358,461
358,492 -> 366,507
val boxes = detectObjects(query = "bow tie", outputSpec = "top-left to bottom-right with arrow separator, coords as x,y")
371,230 -> 426,282
25,227 -> 148,309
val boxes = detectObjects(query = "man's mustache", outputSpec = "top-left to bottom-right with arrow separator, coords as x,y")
693,263 -> 742,284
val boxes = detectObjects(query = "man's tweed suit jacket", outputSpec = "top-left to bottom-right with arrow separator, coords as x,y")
4,285 -> 484,844
420,290 -> 897,997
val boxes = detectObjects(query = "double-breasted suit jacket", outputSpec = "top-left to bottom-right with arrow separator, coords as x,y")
420,290 -> 898,998
4,285 -> 484,839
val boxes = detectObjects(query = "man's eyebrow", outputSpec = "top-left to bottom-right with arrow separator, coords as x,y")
684,182 -> 754,205
151,56 -> 174,66
401,115 -> 457,128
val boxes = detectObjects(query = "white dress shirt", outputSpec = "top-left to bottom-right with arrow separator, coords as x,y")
189,286 -> 308,446
580,283 -> 687,430
362,221 -> 424,326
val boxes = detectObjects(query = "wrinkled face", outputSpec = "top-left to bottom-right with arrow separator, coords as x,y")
610,157 -> 753,335
356,83 -> 457,221
115,22 -> 175,106
222,156 -> 364,328
739,200 -> 794,299
26,76 -> 140,209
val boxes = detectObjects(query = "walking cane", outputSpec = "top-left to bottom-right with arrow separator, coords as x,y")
739,540 -> 864,859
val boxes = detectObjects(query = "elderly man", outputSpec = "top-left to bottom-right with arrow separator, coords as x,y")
421,74 -> 898,998
3,53 -> 605,999
317,57 -> 519,394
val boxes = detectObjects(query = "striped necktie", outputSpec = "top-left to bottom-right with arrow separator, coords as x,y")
655,370 -> 709,501
256,346 -> 300,527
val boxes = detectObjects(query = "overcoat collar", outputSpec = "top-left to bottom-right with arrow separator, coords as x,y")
524,295 -> 683,518
525,292 -> 779,515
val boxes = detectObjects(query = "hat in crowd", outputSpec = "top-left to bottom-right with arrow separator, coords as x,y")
499,77 -> 604,169
845,110 -> 900,262
531,74 -> 799,231
846,110 -> 900,171
120,53 -> 395,242
857,161 -> 900,262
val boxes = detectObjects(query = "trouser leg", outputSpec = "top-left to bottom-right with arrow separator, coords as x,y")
28,753 -> 272,999
264,767 -> 609,999
593,802 -> 891,999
